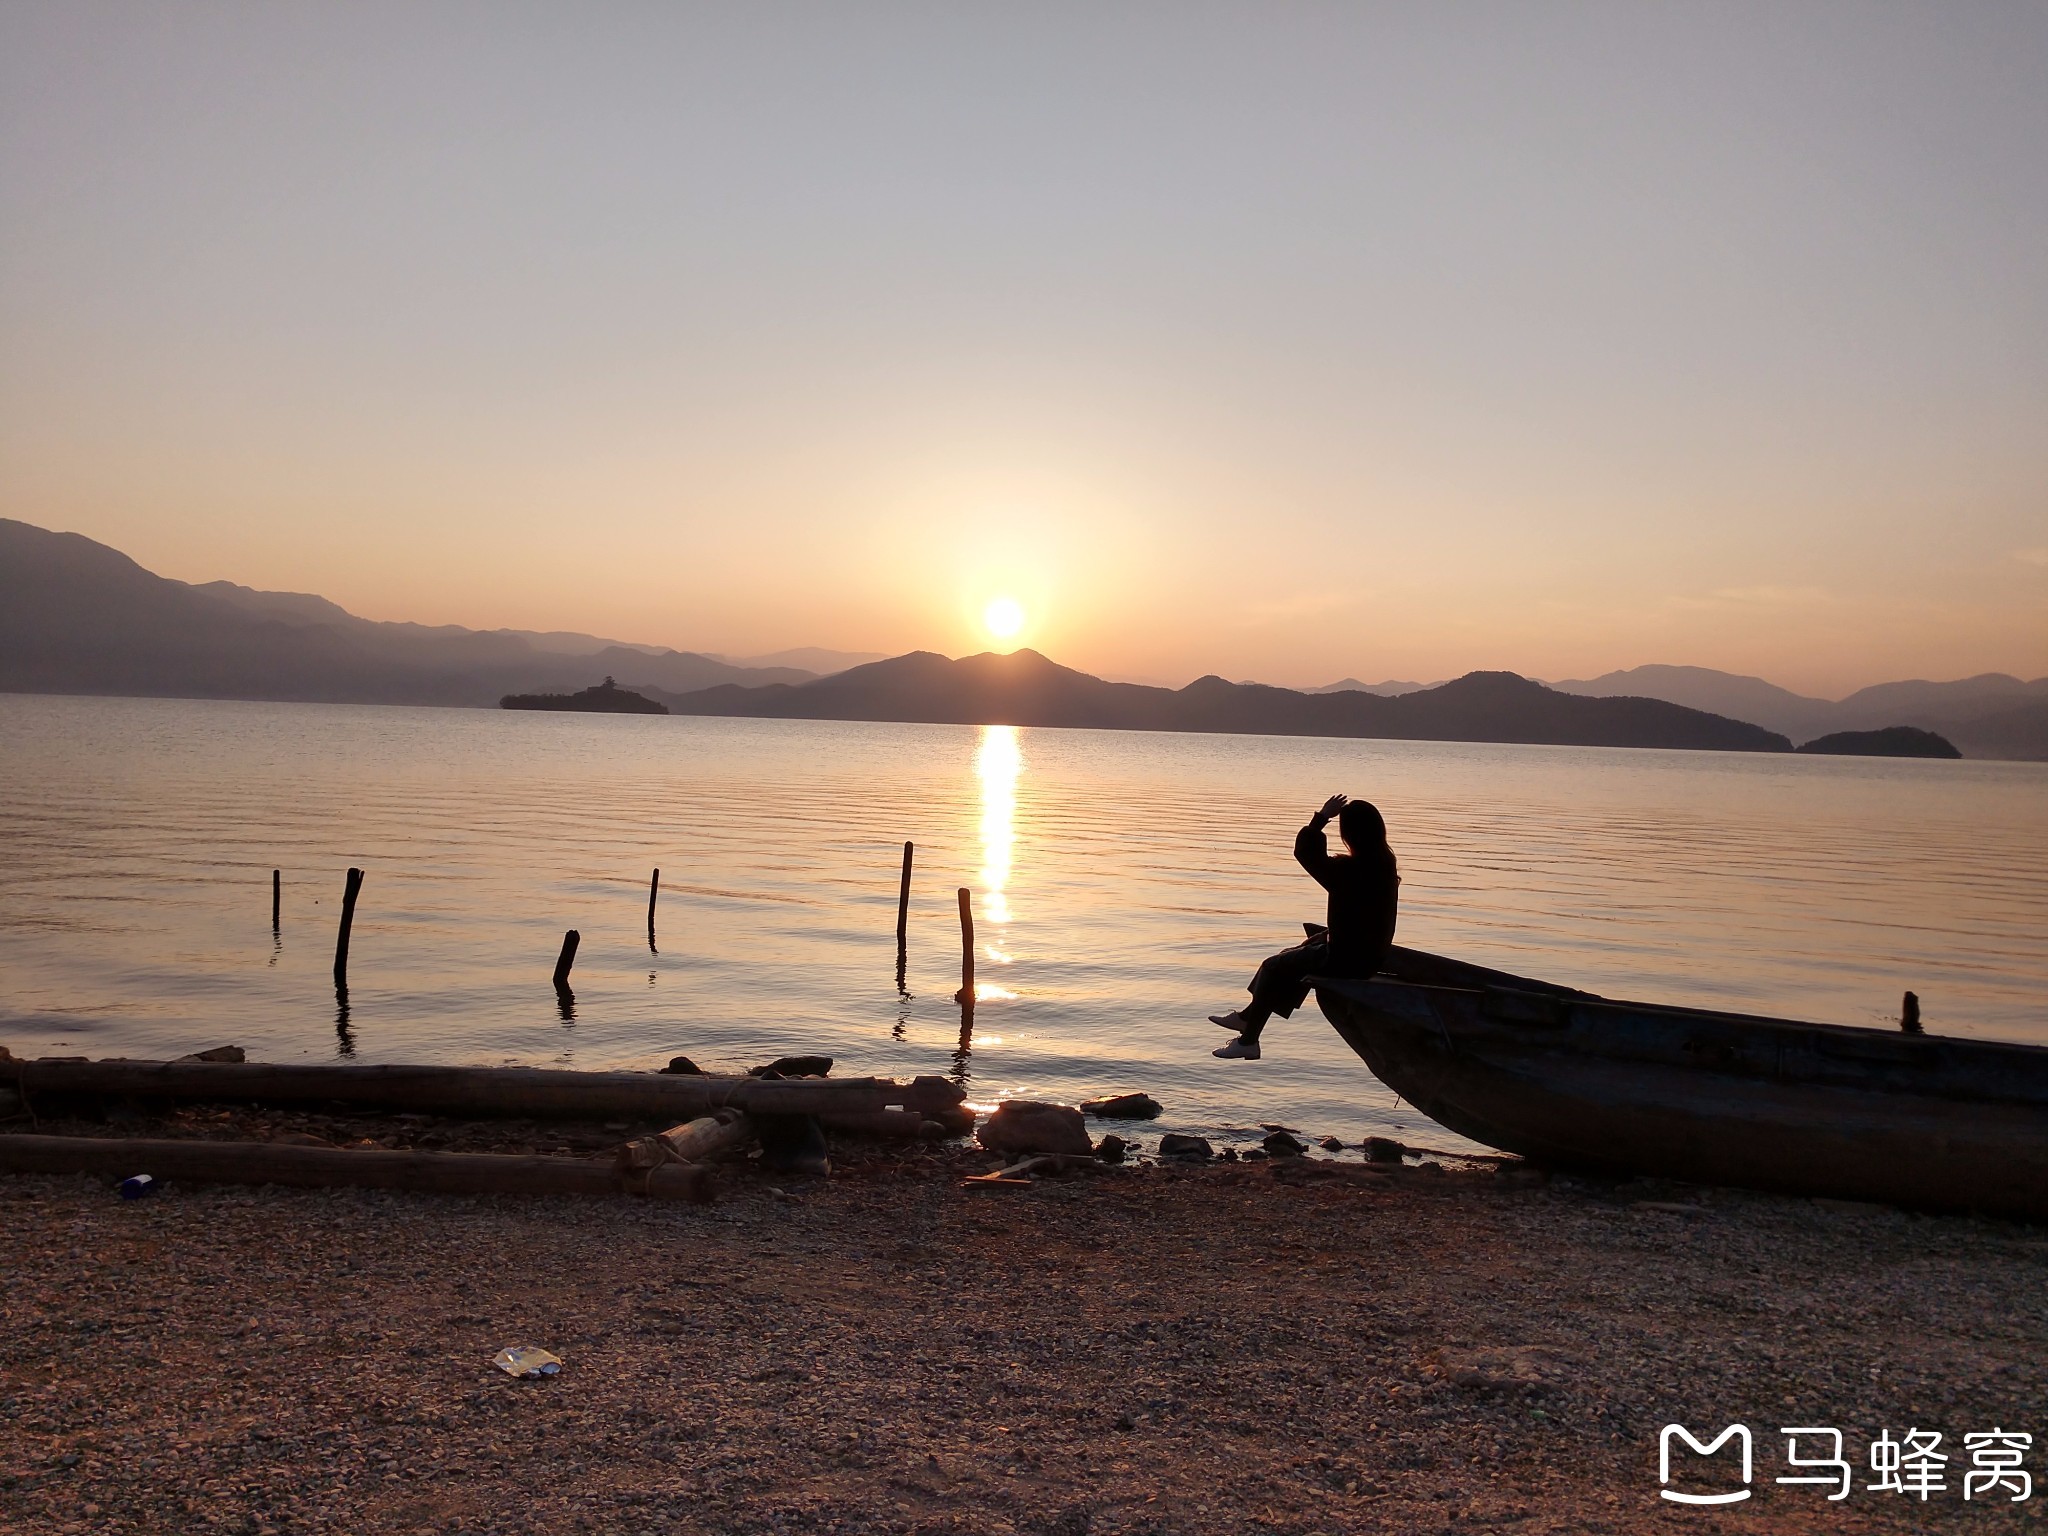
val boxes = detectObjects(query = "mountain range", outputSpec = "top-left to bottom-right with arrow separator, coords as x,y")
648,650 -> 1789,752
1551,664 -> 2048,760
2,517 -> 2041,757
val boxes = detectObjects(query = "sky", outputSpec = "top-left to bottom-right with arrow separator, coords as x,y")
2,3 -> 2044,696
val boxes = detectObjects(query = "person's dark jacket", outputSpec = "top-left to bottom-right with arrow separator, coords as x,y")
1294,819 -> 1399,975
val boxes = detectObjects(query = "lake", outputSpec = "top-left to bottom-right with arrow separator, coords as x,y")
3,693 -> 2044,1154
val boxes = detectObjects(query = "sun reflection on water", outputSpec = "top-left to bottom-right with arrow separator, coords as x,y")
976,724 -> 1020,939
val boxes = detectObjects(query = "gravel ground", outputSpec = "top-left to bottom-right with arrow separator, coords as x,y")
4,1116 -> 2048,1536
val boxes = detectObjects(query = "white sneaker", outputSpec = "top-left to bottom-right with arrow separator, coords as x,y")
1209,1010 -> 1247,1030
1212,1036 -> 1262,1061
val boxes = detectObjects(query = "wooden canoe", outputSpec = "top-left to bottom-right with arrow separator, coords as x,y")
1315,947 -> 2048,1220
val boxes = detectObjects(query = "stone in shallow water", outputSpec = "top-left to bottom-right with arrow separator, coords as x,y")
1157,1132 -> 1213,1161
659,1056 -> 706,1076
1079,1092 -> 1163,1120
1363,1136 -> 1407,1163
1262,1131 -> 1308,1158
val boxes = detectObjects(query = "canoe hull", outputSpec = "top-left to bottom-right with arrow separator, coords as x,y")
1316,969 -> 2048,1220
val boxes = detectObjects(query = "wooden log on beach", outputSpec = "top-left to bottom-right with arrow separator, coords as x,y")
553,930 -> 580,990
954,886 -> 975,1006
0,1134 -> 712,1201
332,868 -> 363,987
0,1057 -> 900,1121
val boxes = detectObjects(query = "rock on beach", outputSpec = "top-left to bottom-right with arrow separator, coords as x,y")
977,1100 -> 1092,1156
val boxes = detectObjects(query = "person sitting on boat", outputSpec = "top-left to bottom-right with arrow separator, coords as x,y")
1209,794 -> 1399,1060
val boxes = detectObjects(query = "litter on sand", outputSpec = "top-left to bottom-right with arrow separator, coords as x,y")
492,1345 -> 562,1379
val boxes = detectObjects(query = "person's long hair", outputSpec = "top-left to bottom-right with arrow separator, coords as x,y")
1337,799 -> 1397,877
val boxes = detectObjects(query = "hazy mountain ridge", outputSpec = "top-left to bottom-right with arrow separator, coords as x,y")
0,519 -> 814,705
1555,663 -> 2048,759
653,649 -> 1793,752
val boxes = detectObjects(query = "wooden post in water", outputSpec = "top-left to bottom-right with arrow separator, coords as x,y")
553,930 -> 581,991
953,887 -> 974,1007
332,868 -> 363,988
895,842 -> 914,947
1901,990 -> 1922,1035
647,869 -> 660,950
271,870 -> 281,931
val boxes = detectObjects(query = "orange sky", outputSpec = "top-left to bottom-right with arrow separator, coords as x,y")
3,5 -> 2043,696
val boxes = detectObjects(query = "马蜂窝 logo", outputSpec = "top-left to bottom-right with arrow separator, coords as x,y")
1659,1424 -> 1753,1504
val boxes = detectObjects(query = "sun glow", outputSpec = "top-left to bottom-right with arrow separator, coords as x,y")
983,596 -> 1026,643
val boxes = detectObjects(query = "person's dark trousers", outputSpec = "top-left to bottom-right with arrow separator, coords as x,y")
1240,936 -> 1331,1039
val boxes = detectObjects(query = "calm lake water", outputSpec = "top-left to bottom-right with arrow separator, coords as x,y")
3,693 -> 2045,1154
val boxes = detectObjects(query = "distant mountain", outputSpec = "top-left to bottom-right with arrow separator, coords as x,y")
658,649 -> 1792,752
710,647 -> 888,675
1555,663 -> 2048,760
1307,678 -> 1435,696
1553,664 -> 1837,739
1830,673 -> 2048,729
0,519 -> 812,706
1943,700 -> 2048,762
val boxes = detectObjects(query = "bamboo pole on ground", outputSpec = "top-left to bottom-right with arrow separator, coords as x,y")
0,1134 -> 711,1201
332,868 -> 363,987
0,1056 -> 958,1120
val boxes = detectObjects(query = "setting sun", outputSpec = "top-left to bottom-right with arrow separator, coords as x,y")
983,596 -> 1026,643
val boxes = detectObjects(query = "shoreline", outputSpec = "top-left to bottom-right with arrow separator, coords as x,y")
4,1121 -> 2044,1535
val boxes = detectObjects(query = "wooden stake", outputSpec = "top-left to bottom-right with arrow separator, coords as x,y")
954,886 -> 975,1006
895,842 -> 914,947
332,868 -> 363,987
553,930 -> 580,991
647,868 -> 660,942
1901,990 -> 1922,1035
271,869 -> 280,931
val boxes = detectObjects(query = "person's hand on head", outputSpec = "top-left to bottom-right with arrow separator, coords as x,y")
1315,793 -> 1348,825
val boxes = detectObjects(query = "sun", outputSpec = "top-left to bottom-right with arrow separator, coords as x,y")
983,596 -> 1026,643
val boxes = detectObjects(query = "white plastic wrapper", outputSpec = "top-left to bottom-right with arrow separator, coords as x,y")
492,1345 -> 562,1379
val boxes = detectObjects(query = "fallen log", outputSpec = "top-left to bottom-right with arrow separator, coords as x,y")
0,1058 -> 909,1121
0,1134 -> 712,1202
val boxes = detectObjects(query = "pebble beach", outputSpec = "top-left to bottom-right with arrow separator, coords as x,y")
5,1109 -> 2047,1536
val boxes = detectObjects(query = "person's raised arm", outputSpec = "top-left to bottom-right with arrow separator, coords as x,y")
1294,793 -> 1348,887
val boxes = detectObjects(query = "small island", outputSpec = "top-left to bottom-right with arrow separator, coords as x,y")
500,676 -> 669,715
1795,725 -> 1960,759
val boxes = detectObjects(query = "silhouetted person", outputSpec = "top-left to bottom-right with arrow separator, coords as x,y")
1210,794 -> 1399,1060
